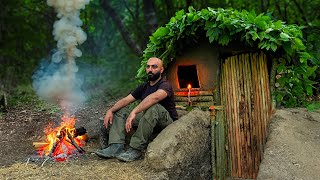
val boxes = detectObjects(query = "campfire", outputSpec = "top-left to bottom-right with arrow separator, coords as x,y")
33,114 -> 87,161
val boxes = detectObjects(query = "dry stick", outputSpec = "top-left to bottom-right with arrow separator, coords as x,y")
243,54 -> 249,178
260,54 -> 267,147
231,56 -> 241,177
241,54 -> 247,177
228,57 -> 236,177
263,53 -> 271,135
235,56 -> 242,178
25,158 -> 30,166
225,58 -> 234,177
255,53 -> 262,177
240,54 -> 250,178
258,54 -> 264,170
245,54 -> 254,177
41,157 -> 50,167
252,53 -> 259,177
237,55 -> 245,177
232,56 -> 239,178
264,54 -> 272,126
244,54 -> 253,177
250,53 -> 257,178
67,131 -> 85,153
246,54 -> 254,177
225,60 -> 233,176
221,62 -> 228,178
258,54 -> 265,166
247,53 -> 254,178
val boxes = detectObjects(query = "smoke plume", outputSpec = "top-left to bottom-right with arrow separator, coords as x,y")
33,0 -> 90,112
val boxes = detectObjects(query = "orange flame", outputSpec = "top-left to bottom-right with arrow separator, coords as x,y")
187,84 -> 192,90
37,114 -> 86,161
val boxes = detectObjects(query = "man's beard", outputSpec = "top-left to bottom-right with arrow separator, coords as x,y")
148,72 -> 161,81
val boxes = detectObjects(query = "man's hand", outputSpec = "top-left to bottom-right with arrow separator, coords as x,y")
104,110 -> 113,128
125,112 -> 137,133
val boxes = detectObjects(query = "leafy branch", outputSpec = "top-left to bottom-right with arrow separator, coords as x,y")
137,7 -> 318,107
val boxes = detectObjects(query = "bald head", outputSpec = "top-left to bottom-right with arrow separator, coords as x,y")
147,57 -> 163,68
146,57 -> 164,81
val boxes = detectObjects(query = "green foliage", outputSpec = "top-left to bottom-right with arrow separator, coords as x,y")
0,0 -> 55,89
138,7 -> 319,107
306,102 -> 320,112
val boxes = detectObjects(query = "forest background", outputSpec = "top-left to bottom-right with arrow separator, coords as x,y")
0,0 -> 319,111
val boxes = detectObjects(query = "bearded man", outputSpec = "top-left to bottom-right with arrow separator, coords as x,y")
95,57 -> 178,162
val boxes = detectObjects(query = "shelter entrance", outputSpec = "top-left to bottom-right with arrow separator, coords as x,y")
220,52 -> 272,179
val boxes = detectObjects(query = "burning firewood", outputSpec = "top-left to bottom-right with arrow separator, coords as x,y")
32,142 -> 50,150
33,125 -> 87,161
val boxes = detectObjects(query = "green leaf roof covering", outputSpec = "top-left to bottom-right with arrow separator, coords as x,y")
137,7 -> 311,80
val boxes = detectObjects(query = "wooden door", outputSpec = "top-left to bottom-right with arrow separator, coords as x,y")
220,52 -> 272,179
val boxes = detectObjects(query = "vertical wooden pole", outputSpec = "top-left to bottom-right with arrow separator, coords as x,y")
210,107 -> 216,180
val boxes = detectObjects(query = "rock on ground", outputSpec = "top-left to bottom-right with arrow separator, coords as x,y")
145,109 -> 212,180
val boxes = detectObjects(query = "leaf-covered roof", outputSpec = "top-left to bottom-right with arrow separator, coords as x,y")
137,7 -> 311,80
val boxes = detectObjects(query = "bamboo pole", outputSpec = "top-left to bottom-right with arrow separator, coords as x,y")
231,56 -> 241,177
226,58 -> 236,177
216,109 -> 227,179
269,59 -> 278,112
260,53 -> 267,147
255,53 -> 263,176
228,57 -> 236,177
236,54 -> 244,177
247,53 -> 253,178
225,59 -> 234,177
239,54 -> 248,178
252,53 -> 259,176
220,60 -> 229,179
250,53 -> 257,178
210,107 -> 216,180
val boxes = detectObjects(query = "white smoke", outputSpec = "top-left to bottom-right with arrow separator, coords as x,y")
33,0 -> 90,112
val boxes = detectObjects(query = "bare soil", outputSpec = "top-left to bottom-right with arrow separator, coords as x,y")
0,100 -> 161,179
1,100 -> 320,179
258,108 -> 320,180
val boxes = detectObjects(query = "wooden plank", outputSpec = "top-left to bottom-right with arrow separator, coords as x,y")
175,96 -> 213,102
175,101 -> 214,107
175,91 -> 214,97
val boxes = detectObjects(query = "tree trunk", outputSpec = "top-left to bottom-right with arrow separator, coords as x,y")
142,0 -> 158,35
100,0 -> 143,55
292,0 -> 308,24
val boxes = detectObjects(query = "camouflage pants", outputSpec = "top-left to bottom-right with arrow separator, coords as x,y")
101,103 -> 173,150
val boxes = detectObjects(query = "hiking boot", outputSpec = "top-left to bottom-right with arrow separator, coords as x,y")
95,143 -> 124,158
116,147 -> 142,162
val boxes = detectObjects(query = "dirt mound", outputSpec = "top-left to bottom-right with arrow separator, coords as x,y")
258,108 -> 320,180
